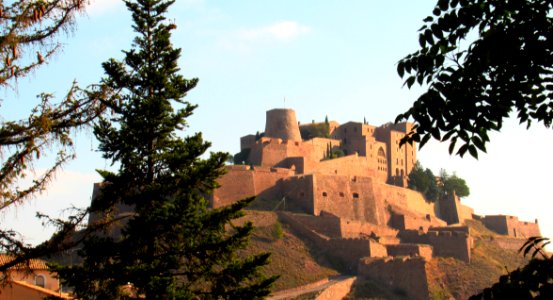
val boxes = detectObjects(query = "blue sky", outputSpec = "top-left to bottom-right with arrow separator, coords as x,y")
2,0 -> 551,248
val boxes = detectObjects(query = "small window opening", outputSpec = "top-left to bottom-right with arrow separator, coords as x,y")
35,275 -> 45,288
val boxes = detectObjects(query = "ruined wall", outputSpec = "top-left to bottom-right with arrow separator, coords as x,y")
358,257 -> 430,300
265,108 -> 302,141
482,215 -> 541,238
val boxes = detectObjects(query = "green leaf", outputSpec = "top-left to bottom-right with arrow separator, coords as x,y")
419,133 -> 431,148
448,137 -> 457,154
405,76 -> 416,89
438,0 -> 449,11
397,61 -> 405,78
468,145 -> 478,159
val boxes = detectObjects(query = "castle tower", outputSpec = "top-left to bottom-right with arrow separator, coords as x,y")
264,108 -> 302,141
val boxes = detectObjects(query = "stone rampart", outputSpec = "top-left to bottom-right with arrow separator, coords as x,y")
386,243 -> 433,261
389,208 -> 447,232
482,215 -> 541,238
398,228 -> 472,262
358,256 -> 430,300
313,154 -> 378,179
315,277 -> 356,300
374,183 -> 439,218
326,238 -> 388,272
339,217 -> 398,239
210,166 -> 292,208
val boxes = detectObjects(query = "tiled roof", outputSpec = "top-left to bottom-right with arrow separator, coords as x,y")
12,280 -> 73,299
0,254 -> 49,270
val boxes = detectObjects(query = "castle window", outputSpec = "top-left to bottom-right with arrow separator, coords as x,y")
396,168 -> 399,176
322,192 -> 327,197
353,193 -> 359,199
339,192 -> 344,197
35,275 -> 45,288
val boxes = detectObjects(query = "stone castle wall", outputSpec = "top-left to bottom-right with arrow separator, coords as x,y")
358,256 -> 430,300
210,165 -> 293,208
399,229 -> 472,262
482,215 -> 541,238
386,243 -> 433,261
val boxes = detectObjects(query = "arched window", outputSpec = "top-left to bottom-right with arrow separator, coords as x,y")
396,168 -> 399,176
35,275 -> 45,288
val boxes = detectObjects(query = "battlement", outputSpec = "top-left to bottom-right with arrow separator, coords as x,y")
481,215 -> 540,238
358,256 -> 430,300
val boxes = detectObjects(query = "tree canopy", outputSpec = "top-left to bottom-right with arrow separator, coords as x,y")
396,0 -> 553,158
52,1 -> 276,298
400,0 -> 552,298
0,0 -> 109,274
407,161 -> 469,202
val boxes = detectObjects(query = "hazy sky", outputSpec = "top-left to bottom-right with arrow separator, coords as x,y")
2,0 -> 551,248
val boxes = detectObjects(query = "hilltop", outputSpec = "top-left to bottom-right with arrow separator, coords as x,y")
209,108 -> 540,300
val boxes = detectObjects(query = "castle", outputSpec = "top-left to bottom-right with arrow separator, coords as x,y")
210,108 -> 541,300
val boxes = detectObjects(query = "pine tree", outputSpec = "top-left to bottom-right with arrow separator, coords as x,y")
53,1 -> 276,298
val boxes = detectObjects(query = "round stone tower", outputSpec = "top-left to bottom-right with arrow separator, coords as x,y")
264,108 -> 302,142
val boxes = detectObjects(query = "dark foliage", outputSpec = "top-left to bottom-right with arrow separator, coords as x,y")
396,0 -> 553,158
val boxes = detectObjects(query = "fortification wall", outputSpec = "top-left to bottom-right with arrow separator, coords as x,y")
265,108 -> 302,141
489,236 -> 527,251
311,174 -> 388,225
438,193 -> 473,225
304,137 -> 341,161
339,218 -> 398,239
314,276 -> 356,300
281,175 -> 316,214
374,182 -> 438,218
313,154 -> 378,179
358,257 -> 430,300
386,243 -> 433,261
282,212 -> 342,238
326,238 -> 388,272
389,210 -> 447,232
482,215 -> 541,238
240,134 -> 256,151
399,229 -> 472,262
427,230 -> 471,262
211,166 -> 291,208
278,212 -> 328,247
